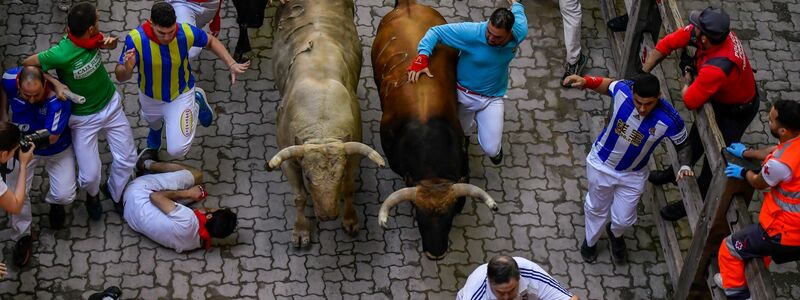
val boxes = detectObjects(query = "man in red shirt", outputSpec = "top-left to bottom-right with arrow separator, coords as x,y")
642,7 -> 759,221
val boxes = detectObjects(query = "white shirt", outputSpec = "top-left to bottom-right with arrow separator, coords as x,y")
123,170 -> 201,253
762,159 -> 792,187
457,257 -> 573,300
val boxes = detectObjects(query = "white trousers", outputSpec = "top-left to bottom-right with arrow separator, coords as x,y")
584,154 -> 647,247
139,88 -> 198,158
167,0 -> 219,59
69,92 -> 137,203
457,89 -> 504,157
8,147 -> 77,241
560,0 -> 582,64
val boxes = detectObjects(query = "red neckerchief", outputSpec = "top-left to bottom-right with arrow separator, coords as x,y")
142,21 -> 178,45
193,209 -> 212,250
67,31 -> 105,49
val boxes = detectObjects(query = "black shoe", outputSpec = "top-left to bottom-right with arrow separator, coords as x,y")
13,235 -> 33,267
85,194 -> 102,221
606,223 -> 627,264
101,184 -> 124,215
49,204 -> 66,230
607,14 -> 629,32
88,286 -> 123,300
561,53 -> 588,87
490,148 -> 503,166
136,148 -> 159,174
580,239 -> 598,263
660,201 -> 687,221
648,168 -> 677,186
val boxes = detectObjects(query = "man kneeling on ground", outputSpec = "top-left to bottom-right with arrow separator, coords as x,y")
124,151 -> 237,252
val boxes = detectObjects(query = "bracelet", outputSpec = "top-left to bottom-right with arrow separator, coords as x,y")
679,165 -> 691,173
740,168 -> 748,178
583,75 -> 603,89
228,61 -> 236,68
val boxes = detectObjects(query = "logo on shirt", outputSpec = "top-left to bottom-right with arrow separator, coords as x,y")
72,51 -> 102,80
614,119 -> 645,147
180,108 -> 194,137
764,165 -> 770,176
729,33 -> 747,70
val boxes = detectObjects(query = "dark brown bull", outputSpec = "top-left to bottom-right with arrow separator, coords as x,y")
372,0 -> 498,260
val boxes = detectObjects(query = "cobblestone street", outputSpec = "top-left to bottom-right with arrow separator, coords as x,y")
0,0 -> 798,299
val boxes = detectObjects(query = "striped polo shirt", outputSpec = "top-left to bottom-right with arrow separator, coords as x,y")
120,23 -> 209,102
457,257 -> 573,300
590,80 -> 688,172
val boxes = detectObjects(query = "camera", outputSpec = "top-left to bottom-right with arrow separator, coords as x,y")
19,129 -> 51,153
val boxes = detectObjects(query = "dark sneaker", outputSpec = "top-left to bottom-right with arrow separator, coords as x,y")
101,184 -> 123,215
13,235 -> 33,267
195,87 -> 214,128
136,148 -> 159,174
490,148 -> 503,166
88,286 -> 123,300
580,239 -> 597,263
660,201 -> 688,221
147,128 -> 162,150
561,53 -> 587,87
606,223 -> 627,264
648,167 -> 677,185
49,204 -> 66,230
85,194 -> 102,221
607,14 -> 629,32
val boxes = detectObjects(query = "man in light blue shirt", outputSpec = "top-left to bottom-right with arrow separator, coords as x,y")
408,0 -> 527,165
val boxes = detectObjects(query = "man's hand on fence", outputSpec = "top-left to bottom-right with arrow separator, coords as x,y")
726,143 -> 747,159
724,163 -> 746,179
677,165 -> 695,180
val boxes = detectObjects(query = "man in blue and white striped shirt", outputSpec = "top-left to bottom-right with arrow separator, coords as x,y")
457,256 -> 577,300
564,73 -> 693,263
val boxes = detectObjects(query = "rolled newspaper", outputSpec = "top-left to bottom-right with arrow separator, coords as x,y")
63,90 -> 86,104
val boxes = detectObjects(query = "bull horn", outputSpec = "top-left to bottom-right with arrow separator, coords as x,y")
343,142 -> 386,167
451,183 -> 499,212
266,145 -> 306,171
378,187 -> 417,228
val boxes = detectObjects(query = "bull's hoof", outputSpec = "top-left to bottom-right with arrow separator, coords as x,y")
342,217 -> 360,236
292,228 -> 311,248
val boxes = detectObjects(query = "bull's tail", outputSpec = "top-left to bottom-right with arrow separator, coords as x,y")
395,0 -> 416,8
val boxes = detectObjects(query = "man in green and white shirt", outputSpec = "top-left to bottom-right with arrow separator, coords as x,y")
23,3 -> 136,220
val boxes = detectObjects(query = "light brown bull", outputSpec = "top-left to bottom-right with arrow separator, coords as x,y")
372,0 -> 497,260
268,0 -> 385,248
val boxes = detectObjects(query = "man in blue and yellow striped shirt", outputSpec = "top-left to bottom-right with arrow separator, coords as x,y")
115,2 -> 249,158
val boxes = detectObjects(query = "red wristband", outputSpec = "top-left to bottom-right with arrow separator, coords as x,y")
407,54 -> 429,72
583,75 -> 603,89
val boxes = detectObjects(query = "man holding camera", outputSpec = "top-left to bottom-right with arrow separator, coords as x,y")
642,7 -> 759,221
0,66 -> 76,267
124,153 -> 237,253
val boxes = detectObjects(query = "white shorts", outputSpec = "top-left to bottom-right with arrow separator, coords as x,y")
583,153 -> 648,246
139,89 -> 198,158
457,88 -> 505,157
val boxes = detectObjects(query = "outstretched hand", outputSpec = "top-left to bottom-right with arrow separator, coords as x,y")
229,60 -> 251,85
562,74 -> 585,88
407,68 -> 433,83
